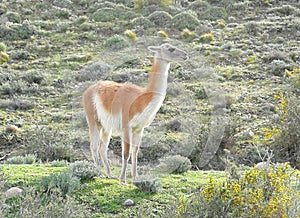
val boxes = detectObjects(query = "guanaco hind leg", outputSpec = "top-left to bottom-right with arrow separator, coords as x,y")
88,122 -> 103,176
99,128 -> 116,179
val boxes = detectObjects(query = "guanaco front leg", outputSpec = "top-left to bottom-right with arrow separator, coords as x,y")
120,128 -> 131,185
131,128 -> 144,181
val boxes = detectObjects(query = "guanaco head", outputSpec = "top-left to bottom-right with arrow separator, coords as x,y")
148,43 -> 188,62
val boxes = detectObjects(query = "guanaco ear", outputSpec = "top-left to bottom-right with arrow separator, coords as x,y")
148,45 -> 161,53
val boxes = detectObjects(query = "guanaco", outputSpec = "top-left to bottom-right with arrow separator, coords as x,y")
82,43 -> 188,185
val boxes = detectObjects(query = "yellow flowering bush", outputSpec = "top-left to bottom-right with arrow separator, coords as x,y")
173,163 -> 299,217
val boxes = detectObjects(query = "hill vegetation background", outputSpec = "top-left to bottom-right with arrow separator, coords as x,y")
0,0 -> 299,217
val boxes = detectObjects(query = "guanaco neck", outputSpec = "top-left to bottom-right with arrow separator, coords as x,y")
145,55 -> 170,96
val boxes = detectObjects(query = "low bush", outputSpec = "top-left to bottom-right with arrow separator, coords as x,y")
156,155 -> 192,174
91,8 -> 116,22
4,154 -> 36,165
200,6 -> 228,20
6,11 -> 21,23
0,23 -> 35,40
0,42 -> 6,52
24,126 -> 74,162
76,61 -> 112,82
50,160 -> 69,167
171,12 -> 200,30
133,175 -> 161,193
147,11 -> 172,26
130,16 -> 153,29
39,171 -> 81,196
91,6 -> 137,22
21,71 -> 44,84
134,0 -> 174,9
104,35 -> 130,51
0,80 -> 27,95
68,160 -> 99,180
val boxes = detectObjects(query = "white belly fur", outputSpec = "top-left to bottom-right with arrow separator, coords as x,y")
93,93 -> 164,133
93,94 -> 122,132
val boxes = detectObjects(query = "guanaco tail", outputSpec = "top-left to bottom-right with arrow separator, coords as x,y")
82,43 -> 188,185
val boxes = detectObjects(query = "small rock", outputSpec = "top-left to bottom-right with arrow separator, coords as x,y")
5,187 -> 23,199
6,125 -> 19,133
81,183 -> 89,189
123,199 -> 134,206
243,129 -> 254,138
256,162 -> 271,170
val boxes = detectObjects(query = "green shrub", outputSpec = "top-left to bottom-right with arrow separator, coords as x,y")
1,23 -> 35,40
147,11 -> 172,26
269,5 -> 300,16
4,154 -> 36,165
104,35 -> 130,50
0,80 -> 27,95
50,160 -> 69,167
55,8 -> 71,19
0,43 -> 6,52
76,61 -> 112,82
39,171 -> 81,196
156,155 -> 192,174
6,11 -> 21,23
188,0 -> 210,11
75,16 -> 88,25
68,160 -> 99,180
134,0 -> 174,9
53,0 -> 73,8
194,86 -> 208,99
21,71 -> 44,84
130,16 -> 153,29
200,6 -> 228,20
91,8 -> 115,22
171,12 -> 200,30
91,6 -> 137,22
133,175 -> 162,193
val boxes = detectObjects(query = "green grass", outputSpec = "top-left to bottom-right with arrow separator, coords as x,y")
1,164 -> 66,186
1,164 -> 226,217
